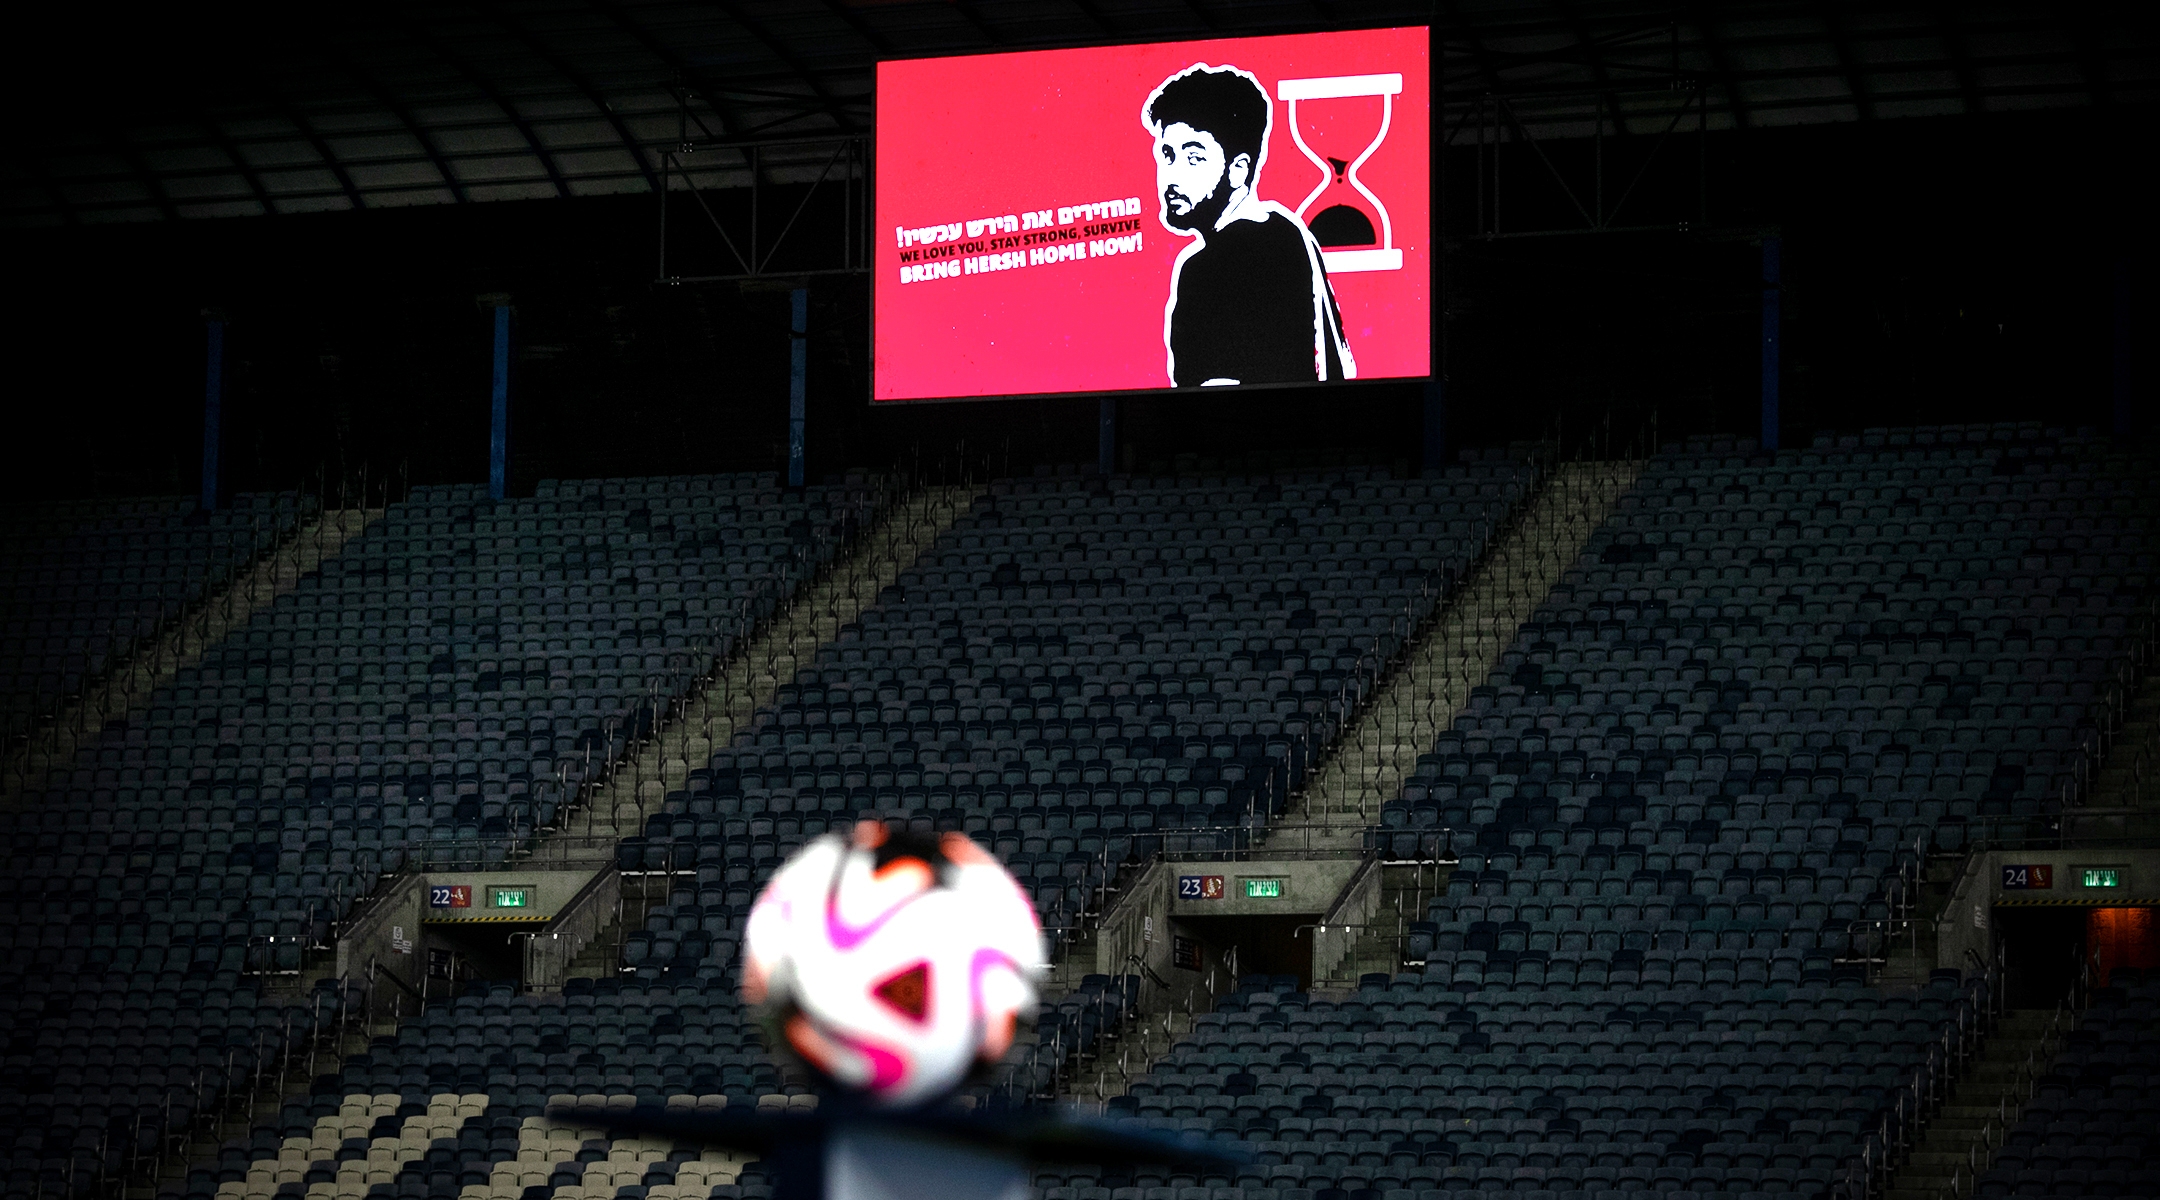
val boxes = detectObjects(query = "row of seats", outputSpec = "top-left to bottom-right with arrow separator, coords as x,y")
70,429 -> 2156,1200
1,475 -> 874,1198
612,466 -> 1535,963
1975,971 -> 2159,1198
230,465 -> 1536,1198
1,492 -> 311,733
1111,426 -> 2154,1200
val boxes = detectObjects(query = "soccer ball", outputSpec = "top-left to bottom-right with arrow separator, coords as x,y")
742,820 -> 1045,1108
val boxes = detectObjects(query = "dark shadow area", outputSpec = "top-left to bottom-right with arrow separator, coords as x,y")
1178,914 -> 1320,993
3,105 -> 2146,501
426,922 -> 547,996
1994,906 -> 2089,1009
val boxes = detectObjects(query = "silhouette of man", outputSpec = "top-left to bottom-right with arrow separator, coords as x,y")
1143,63 -> 1355,389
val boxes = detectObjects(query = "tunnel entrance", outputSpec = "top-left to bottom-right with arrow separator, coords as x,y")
1994,907 -> 2088,1008
1176,914 -> 1318,992
424,921 -> 547,996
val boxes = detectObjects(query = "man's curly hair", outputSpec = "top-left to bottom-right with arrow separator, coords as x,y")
1143,63 -> 1271,170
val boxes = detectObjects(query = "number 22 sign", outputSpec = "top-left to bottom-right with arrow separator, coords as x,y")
429,885 -> 472,908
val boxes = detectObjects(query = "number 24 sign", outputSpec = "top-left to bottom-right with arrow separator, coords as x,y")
2001,865 -> 2051,890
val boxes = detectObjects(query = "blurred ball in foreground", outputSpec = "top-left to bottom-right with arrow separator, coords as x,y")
742,820 -> 1045,1108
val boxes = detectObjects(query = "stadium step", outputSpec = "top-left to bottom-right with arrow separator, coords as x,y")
523,483 -> 983,857
144,481 -> 984,1195
566,910 -> 633,982
1882,1009 -> 2062,1200
1315,861 -> 1452,986
2,505 -> 381,801
1272,459 -> 1644,849
1055,1010 -> 1195,1110
2090,668 -> 2160,808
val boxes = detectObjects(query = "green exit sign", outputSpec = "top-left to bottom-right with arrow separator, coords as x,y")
1244,879 -> 1283,899
490,887 -> 531,908
2079,868 -> 2123,889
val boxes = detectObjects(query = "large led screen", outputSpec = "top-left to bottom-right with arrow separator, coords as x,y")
874,27 -> 1430,403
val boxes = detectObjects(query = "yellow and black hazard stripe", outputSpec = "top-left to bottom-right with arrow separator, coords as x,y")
1993,896 -> 2160,907
421,913 -> 556,923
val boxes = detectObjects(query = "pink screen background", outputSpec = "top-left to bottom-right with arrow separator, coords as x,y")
873,27 -> 1430,403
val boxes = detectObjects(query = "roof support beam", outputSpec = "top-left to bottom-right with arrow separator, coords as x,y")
399,12 -> 571,199
1818,3 -> 1876,120
949,1 -> 1004,45
481,0 -> 663,195
2062,8 -> 2117,106
1438,0 -> 1506,96
1550,0 -> 1633,135
186,110 -> 279,216
1934,4 -> 1987,117
105,126 -> 179,222
709,0 -> 858,131
322,46 -> 471,202
816,0 -> 894,55
590,0 -> 745,137
1681,5 -> 1751,130
1064,0 -> 1120,38
274,103 -> 370,212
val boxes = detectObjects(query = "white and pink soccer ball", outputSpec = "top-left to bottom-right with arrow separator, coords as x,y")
742,821 -> 1046,1108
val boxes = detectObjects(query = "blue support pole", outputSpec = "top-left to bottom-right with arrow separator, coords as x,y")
1097,396 -> 1117,477
1760,236 -> 1782,452
789,288 -> 808,489
489,304 -> 512,501
201,316 -> 225,513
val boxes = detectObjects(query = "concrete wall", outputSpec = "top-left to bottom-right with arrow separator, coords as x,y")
335,866 -> 605,998
1934,848 -> 2160,973
1098,860 -> 1175,992
1098,857 -> 1370,1009
527,868 -> 622,993
337,874 -> 426,998
1312,858 -> 1382,984
1164,858 -> 1365,919
411,867 -> 605,926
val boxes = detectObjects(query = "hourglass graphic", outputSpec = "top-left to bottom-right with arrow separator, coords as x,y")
1276,72 -> 1404,273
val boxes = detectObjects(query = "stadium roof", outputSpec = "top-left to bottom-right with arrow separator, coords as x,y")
4,0 -> 2153,226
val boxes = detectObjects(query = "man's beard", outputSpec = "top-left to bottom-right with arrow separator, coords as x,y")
1161,165 -> 1233,233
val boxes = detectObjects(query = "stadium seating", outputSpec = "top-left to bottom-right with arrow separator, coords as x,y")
0,475 -> 870,1197
622,463 -> 1536,952
1094,422 -> 2154,1199
138,463 -> 1535,1200
10,425 -> 2152,1200
1,493 -> 312,745
1974,969 -> 2160,1198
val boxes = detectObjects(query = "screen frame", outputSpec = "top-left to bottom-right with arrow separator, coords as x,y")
868,24 -> 1435,407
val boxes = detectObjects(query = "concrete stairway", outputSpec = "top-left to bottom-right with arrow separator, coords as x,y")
1271,460 -> 1645,851
1884,1009 -> 2060,1200
527,484 -> 982,856
1317,861 -> 1455,988
566,913 -> 630,982
1056,1009 -> 1196,1111
2091,668 -> 2160,809
4,507 -> 381,801
1050,463 -> 1646,1108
